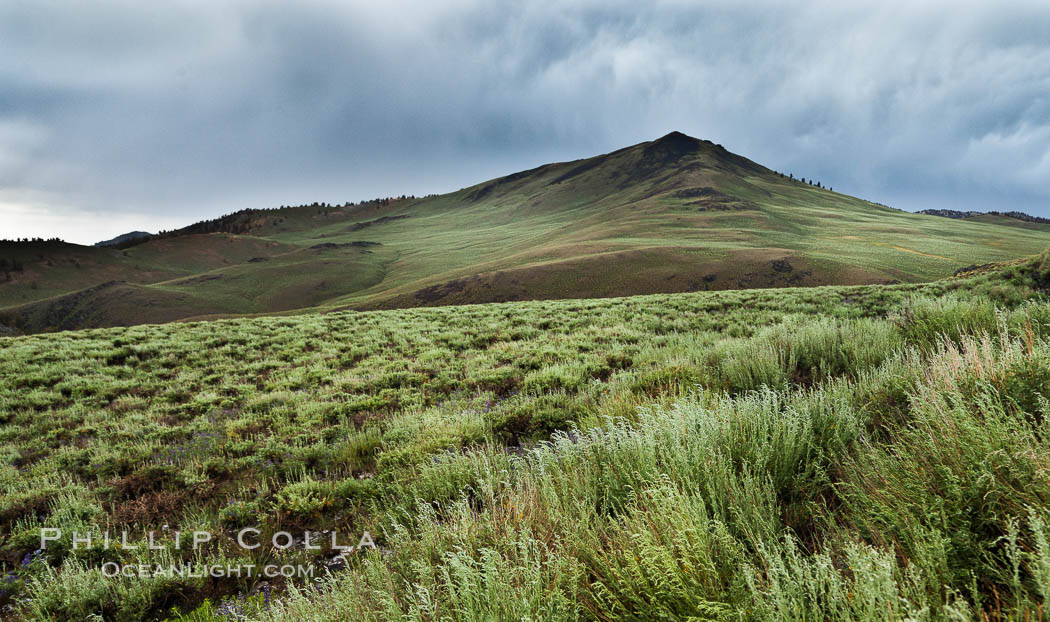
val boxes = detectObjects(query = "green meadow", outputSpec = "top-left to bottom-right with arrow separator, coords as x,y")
2,249 -> 1050,620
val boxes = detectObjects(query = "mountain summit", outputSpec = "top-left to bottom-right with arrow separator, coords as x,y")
645,130 -> 710,161
460,131 -> 770,212
3,133 -> 1049,333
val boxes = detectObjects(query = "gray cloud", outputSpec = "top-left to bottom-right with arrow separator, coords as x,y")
1,0 -> 1048,243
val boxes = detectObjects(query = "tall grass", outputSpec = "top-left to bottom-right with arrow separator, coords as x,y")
707,315 -> 902,391
3,257 -> 1050,619
256,319 -> 1050,621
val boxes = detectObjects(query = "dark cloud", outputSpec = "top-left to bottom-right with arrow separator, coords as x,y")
1,0 -> 1048,243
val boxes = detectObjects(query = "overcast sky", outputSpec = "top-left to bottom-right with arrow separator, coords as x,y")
2,0 -> 1049,244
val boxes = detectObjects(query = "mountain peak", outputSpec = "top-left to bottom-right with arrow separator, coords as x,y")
655,130 -> 698,143
641,131 -> 707,165
651,131 -> 704,150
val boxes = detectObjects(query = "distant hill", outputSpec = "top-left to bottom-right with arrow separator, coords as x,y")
919,209 -> 1050,225
93,231 -> 153,248
917,209 -> 1050,234
3,131 -> 1050,333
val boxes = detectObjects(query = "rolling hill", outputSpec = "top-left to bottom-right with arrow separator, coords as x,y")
3,131 -> 1050,333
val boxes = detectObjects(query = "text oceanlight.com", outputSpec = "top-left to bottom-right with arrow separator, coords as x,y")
100,563 -> 316,579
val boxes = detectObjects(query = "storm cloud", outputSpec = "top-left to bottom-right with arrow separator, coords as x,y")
2,0 -> 1049,243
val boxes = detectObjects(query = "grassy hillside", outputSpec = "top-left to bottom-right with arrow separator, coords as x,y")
2,249 -> 1050,619
3,132 -> 1050,333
